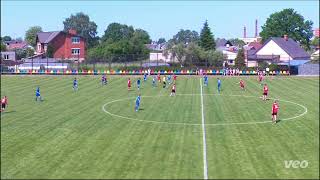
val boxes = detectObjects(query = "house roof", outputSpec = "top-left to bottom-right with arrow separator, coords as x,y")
7,41 -> 29,50
247,42 -> 262,50
215,38 -> 230,48
256,37 -> 310,60
37,31 -> 62,43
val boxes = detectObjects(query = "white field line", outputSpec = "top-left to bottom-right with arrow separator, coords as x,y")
200,78 -> 208,179
102,94 -> 307,126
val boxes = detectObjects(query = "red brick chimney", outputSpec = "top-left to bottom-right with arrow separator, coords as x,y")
284,34 -> 288,41
68,29 -> 77,35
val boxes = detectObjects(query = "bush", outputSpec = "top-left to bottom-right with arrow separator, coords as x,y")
258,61 -> 269,69
268,63 -> 278,71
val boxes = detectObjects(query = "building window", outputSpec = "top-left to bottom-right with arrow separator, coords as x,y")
71,37 -> 80,44
71,48 -> 80,55
4,55 -> 9,60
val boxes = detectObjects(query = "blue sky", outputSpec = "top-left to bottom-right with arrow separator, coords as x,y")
1,1 -> 319,41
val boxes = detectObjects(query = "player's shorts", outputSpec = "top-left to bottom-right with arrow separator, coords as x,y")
272,112 -> 277,116
128,84 -> 131,87
263,92 -> 268,96
172,89 -> 176,93
163,82 -> 166,85
1,103 -> 5,109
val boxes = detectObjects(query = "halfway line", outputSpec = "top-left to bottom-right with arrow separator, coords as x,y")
200,78 -> 208,179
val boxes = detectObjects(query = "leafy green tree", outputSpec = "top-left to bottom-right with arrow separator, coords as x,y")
87,38 -> 149,63
258,61 -> 269,69
2,36 -> 12,41
157,38 -> 166,44
171,43 -> 185,65
260,8 -> 313,50
26,47 -> 35,57
235,48 -> 246,68
102,23 -> 134,43
25,26 -> 42,48
311,37 -> 319,48
199,20 -> 215,51
184,42 -> 202,66
1,40 -> 6,51
132,29 -> 151,44
46,44 -> 54,58
63,12 -> 99,48
15,48 -> 27,60
268,63 -> 279,71
170,29 -> 199,45
207,50 -> 224,67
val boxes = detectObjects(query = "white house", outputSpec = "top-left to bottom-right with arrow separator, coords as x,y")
246,35 -> 310,67
149,52 -> 178,63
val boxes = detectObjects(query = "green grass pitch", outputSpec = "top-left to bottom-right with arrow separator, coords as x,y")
1,75 -> 319,179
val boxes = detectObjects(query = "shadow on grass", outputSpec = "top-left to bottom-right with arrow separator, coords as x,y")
1,110 -> 16,115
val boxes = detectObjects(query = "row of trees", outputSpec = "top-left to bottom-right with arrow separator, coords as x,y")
86,23 -> 151,64
163,21 -> 224,67
1,8 -> 317,66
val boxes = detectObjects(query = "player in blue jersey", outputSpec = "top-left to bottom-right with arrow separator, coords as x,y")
167,74 -> 172,85
217,78 -> 221,93
35,87 -> 42,101
137,78 -> 141,90
143,73 -> 147,82
135,94 -> 141,112
73,78 -> 78,91
204,74 -> 208,86
152,76 -> 156,87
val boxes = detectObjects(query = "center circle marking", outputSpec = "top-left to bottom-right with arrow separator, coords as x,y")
102,94 -> 308,126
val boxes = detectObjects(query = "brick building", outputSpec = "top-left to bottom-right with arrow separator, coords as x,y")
36,29 -> 86,61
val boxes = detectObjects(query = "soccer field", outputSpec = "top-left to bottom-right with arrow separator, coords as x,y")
1,75 -> 319,179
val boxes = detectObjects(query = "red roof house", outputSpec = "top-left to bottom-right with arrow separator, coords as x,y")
247,42 -> 262,50
314,28 -> 320,37
36,29 -> 86,61
4,40 -> 31,50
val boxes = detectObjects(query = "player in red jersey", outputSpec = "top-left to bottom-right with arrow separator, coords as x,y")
262,84 -> 268,101
127,78 -> 131,90
239,79 -> 245,90
157,73 -> 161,83
170,84 -> 176,96
173,74 -> 177,82
271,100 -> 279,124
1,96 -> 8,112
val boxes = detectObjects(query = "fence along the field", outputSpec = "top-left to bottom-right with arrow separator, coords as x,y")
298,64 -> 319,75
